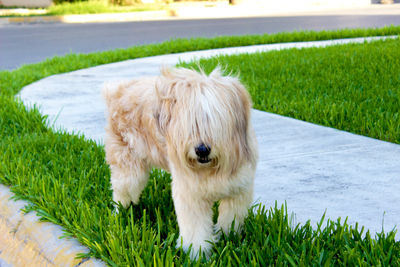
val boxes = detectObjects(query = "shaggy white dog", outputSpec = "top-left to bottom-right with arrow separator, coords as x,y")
103,67 -> 258,259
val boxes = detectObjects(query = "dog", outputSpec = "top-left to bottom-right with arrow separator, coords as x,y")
103,67 -> 258,259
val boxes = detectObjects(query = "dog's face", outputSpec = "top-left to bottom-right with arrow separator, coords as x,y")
155,67 -> 256,175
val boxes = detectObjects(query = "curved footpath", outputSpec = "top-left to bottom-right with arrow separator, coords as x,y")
2,36 -> 400,266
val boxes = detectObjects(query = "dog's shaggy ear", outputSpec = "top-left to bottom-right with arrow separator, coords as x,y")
154,68 -> 178,135
229,75 -> 257,167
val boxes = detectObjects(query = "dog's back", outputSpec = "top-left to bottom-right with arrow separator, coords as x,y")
102,77 -> 169,171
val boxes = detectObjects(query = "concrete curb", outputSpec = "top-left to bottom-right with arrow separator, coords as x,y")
0,184 -> 105,267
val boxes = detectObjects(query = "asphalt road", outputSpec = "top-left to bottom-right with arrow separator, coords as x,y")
1,15 -> 400,70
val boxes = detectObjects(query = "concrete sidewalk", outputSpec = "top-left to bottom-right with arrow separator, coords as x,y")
1,2 -> 400,25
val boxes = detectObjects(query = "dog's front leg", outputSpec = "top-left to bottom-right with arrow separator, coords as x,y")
110,164 -> 149,209
172,180 -> 214,259
216,189 -> 253,236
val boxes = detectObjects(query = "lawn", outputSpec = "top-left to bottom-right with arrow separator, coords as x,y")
47,0 -> 164,16
0,0 -> 164,17
1,28 -> 400,266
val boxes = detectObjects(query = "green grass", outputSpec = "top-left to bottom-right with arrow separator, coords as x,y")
47,0 -> 164,16
0,0 -> 163,17
179,38 -> 400,144
1,28 -> 400,265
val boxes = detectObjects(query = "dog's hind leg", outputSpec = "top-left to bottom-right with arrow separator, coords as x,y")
110,162 -> 150,209
216,189 -> 253,236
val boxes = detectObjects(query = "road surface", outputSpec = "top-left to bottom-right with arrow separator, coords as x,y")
1,15 -> 400,70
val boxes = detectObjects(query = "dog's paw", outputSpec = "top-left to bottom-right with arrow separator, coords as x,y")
215,221 -> 233,237
112,205 -> 120,216
111,200 -> 132,216
176,236 -> 213,260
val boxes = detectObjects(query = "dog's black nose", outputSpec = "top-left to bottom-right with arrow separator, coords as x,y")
195,144 -> 211,158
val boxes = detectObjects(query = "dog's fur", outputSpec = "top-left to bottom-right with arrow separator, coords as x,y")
103,67 -> 258,258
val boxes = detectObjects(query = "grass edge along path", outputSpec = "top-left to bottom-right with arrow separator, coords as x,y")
0,27 -> 400,265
